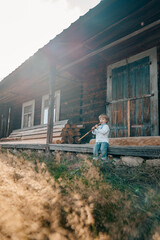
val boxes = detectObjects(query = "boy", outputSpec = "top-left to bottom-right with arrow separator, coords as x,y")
92,114 -> 110,161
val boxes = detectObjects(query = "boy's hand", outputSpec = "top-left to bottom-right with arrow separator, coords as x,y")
92,124 -> 98,130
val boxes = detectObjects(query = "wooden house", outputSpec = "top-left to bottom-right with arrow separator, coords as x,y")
0,0 -> 160,146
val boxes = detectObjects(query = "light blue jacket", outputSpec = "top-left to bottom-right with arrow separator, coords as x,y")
92,124 -> 110,143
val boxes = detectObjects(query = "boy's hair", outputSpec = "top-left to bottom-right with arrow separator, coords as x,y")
99,114 -> 109,123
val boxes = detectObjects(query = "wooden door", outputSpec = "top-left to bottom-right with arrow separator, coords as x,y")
129,57 -> 151,136
111,65 -> 128,137
107,49 -> 158,138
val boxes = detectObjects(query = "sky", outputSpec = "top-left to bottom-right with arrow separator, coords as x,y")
0,0 -> 101,81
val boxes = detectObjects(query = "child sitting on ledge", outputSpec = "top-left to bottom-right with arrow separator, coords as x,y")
92,114 -> 110,161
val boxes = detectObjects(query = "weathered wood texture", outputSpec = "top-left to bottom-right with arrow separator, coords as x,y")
46,67 -> 56,144
0,142 -> 160,158
73,63 -> 107,142
82,64 -> 106,122
60,77 -> 82,124
0,104 -> 12,138
108,56 -> 153,138
1,120 -> 84,144
55,0 -> 160,68
1,43 -> 159,142
89,136 -> 160,146
70,45 -> 159,142
0,0 -> 160,142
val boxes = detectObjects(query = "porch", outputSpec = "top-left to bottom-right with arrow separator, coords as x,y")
1,139 -> 160,158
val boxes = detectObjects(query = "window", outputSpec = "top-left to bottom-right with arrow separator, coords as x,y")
41,95 -> 49,124
41,90 -> 60,125
21,100 -> 35,128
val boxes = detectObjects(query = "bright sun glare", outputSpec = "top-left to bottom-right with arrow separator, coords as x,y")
0,0 -> 100,81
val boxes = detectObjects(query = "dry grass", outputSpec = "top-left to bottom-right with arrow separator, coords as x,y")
0,149 -> 110,240
0,148 -> 160,240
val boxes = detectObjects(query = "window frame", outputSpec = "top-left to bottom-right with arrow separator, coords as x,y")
21,99 -> 35,129
41,90 -> 61,125
41,94 -> 49,125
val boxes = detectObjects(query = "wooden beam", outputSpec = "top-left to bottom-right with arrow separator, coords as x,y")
59,19 -> 160,72
127,100 -> 130,137
59,1 -> 154,60
46,66 -> 56,149
6,107 -> 11,137
1,143 -> 160,157
106,93 -> 154,104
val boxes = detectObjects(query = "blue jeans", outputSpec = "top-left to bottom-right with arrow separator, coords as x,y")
93,142 -> 109,159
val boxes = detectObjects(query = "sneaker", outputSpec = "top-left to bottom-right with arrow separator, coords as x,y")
101,158 -> 108,161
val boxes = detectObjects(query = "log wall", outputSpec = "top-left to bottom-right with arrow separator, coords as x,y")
56,72 -> 82,124
82,64 -> 106,120
77,44 -> 160,142
1,41 -> 160,142
0,103 -> 12,138
11,104 -> 22,131
74,63 -> 107,142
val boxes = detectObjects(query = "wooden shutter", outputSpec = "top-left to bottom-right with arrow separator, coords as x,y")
107,48 -> 158,137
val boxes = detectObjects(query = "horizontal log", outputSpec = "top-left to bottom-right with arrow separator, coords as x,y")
67,130 -> 75,137
89,137 -> 160,146
12,120 -> 69,133
0,143 -> 160,157
61,131 -> 68,137
71,124 -> 77,128
10,125 -> 68,136
0,137 -> 21,142
55,140 -> 63,144
72,128 -> 80,132
76,125 -> 84,129
74,137 -> 80,143
52,137 -> 64,144
6,121 -> 84,144
67,136 -> 74,144
65,124 -> 71,129
73,131 -> 81,136
108,146 -> 160,158
21,133 -> 68,140
10,129 -> 65,138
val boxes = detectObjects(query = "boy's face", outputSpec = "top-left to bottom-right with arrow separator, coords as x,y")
99,117 -> 107,124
